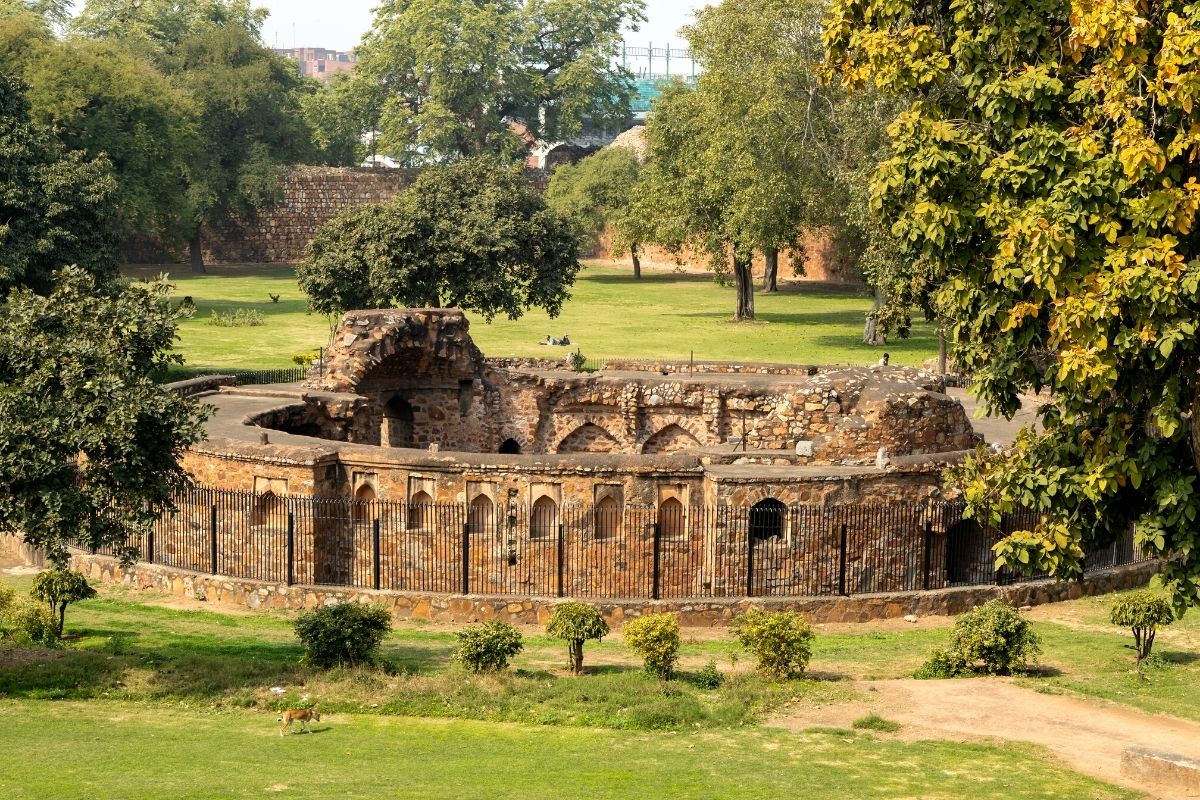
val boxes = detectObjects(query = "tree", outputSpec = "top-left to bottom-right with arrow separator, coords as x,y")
75,1 -> 310,272
0,74 -> 118,295
1110,591 -> 1175,669
30,569 -> 97,637
353,0 -> 645,161
636,0 -> 883,320
825,0 -> 1200,609
545,145 -> 645,277
0,268 -> 209,565
298,157 -> 580,320
300,73 -> 377,168
545,601 -> 608,674
0,0 -> 71,26
0,24 -> 199,239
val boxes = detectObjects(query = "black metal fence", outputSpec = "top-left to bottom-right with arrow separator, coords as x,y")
82,487 -> 1147,600
162,366 -> 312,386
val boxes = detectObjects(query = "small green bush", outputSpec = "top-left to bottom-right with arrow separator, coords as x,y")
207,308 -> 264,327
453,621 -> 524,672
0,584 -> 16,615
30,568 -> 97,637
293,602 -> 392,668
913,648 -> 965,679
917,600 -> 1041,677
292,350 -> 322,366
732,608 -> 814,679
546,602 -> 609,674
689,660 -> 725,689
1110,591 -> 1175,665
622,613 -> 681,679
0,597 -> 58,646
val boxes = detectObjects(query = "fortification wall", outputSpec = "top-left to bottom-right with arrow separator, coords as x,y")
123,166 -> 550,265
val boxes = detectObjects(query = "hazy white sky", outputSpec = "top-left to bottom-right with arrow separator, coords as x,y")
258,0 -> 708,52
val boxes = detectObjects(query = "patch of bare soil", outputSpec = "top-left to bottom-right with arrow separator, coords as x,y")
769,677 -> 1200,799
0,645 -> 64,669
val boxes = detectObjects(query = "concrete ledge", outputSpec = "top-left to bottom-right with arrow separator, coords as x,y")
1122,746 -> 1200,791
1,533 -> 1158,626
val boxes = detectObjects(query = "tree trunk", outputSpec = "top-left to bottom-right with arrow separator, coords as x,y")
938,326 -> 948,375
631,243 -> 642,280
732,250 -> 755,321
762,248 -> 779,293
56,602 -> 66,638
863,287 -> 885,344
189,231 -> 206,275
569,640 -> 584,674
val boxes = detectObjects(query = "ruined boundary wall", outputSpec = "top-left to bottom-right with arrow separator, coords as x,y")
122,167 -> 550,266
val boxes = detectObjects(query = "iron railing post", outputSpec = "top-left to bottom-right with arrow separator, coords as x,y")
837,523 -> 848,596
461,519 -> 470,595
285,512 -> 295,586
746,521 -> 755,598
209,504 -> 219,575
556,523 -> 565,598
922,520 -> 933,590
651,521 -> 662,600
146,529 -> 154,565
372,518 -> 381,591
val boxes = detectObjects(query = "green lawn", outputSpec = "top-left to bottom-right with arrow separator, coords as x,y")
126,263 -> 939,372
0,700 -> 1130,800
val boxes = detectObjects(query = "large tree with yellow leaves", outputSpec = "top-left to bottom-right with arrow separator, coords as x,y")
825,1 -> 1200,609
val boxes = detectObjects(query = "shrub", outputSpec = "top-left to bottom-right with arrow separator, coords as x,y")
0,596 -> 58,646
914,648 -> 965,679
29,569 -> 97,637
1110,591 -> 1175,666
546,602 -> 609,674
292,350 -> 322,366
689,659 -> 725,689
453,621 -> 524,672
622,613 -> 681,679
732,608 -> 814,679
293,602 -> 392,668
917,600 -> 1041,677
207,308 -> 264,327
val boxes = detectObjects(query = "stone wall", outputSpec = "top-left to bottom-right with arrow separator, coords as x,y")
0,533 -> 1153,627
123,166 -> 550,266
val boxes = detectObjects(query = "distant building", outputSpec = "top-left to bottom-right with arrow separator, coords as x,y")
275,47 -> 357,82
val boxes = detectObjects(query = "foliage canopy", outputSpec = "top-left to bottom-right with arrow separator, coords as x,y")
546,601 -> 609,674
298,157 -> 580,321
825,0 -> 1200,609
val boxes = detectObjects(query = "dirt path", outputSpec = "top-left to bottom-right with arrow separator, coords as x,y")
771,677 -> 1200,798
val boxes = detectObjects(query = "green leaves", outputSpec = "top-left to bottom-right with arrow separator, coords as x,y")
0,269 -> 209,565
299,157 -> 581,322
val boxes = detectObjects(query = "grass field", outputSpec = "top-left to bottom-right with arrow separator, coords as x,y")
124,263 -> 940,372
4,571 -> 1199,797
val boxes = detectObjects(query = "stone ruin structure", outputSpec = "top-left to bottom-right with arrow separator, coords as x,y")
186,308 -> 979,512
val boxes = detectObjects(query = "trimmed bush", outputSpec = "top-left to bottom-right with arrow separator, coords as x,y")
293,603 -> 392,668
453,621 -> 524,672
30,569 -> 96,637
622,613 -> 680,679
689,660 -> 725,689
546,602 -> 609,674
1110,591 -> 1175,665
917,600 -> 1041,677
732,608 -> 814,679
0,595 -> 58,646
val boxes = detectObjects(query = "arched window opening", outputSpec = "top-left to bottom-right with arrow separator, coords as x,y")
594,496 -> 620,540
408,489 -> 434,530
353,485 -> 376,526
383,395 -> 414,448
469,494 -> 495,535
659,497 -> 686,539
749,498 -> 787,540
531,495 -> 558,540
498,438 -> 522,455
252,492 -> 288,528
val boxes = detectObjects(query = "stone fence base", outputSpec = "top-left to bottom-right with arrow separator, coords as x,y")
0,533 -> 1157,626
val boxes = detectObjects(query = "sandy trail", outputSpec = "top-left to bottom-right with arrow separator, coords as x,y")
771,677 -> 1200,798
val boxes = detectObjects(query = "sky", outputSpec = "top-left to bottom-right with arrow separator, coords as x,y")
258,0 -> 708,54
